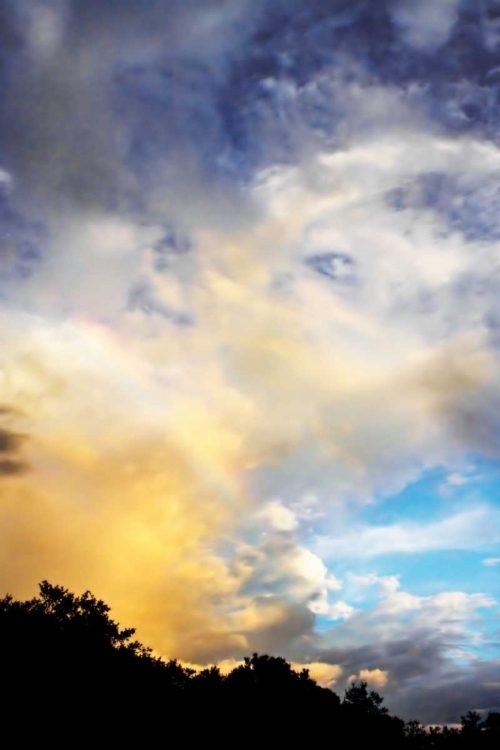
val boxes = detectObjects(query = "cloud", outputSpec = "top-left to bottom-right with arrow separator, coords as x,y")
0,1 -> 499,724
0,407 -> 28,476
0,315 -> 249,660
391,661 -> 500,725
234,522 -> 343,620
315,586 -> 498,721
351,574 -> 401,597
483,558 -> 500,567
391,0 -> 461,50
317,507 -> 500,560
0,427 -> 24,454
1,89 -> 499,670
329,601 -> 355,621
258,500 -> 299,532
447,473 -> 470,487
349,668 -> 389,688
294,661 -> 343,688
438,471 -> 473,497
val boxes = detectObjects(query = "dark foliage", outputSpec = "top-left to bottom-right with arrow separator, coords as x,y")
0,582 -> 498,746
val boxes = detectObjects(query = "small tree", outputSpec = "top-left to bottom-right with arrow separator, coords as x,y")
461,710 -> 483,734
343,680 -> 388,715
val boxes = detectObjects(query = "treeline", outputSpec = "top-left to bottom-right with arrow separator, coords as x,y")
0,582 -> 498,746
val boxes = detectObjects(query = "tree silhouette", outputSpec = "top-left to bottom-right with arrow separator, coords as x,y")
342,680 -> 405,747
405,719 -> 428,746
344,679 -> 388,714
0,581 -> 497,747
461,710 -> 483,734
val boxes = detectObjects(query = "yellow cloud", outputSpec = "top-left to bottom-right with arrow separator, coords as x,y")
293,662 -> 343,688
349,669 -> 389,688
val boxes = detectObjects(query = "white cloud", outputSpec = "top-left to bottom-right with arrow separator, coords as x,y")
375,591 -> 422,617
288,547 -> 341,616
259,500 -> 299,532
351,573 -> 401,597
447,473 -> 469,486
317,507 -> 500,560
25,0 -> 67,61
328,601 -> 355,621
326,574 -> 343,592
0,167 -> 12,186
232,531 -> 341,621
401,592 -> 496,641
483,558 -> 500,567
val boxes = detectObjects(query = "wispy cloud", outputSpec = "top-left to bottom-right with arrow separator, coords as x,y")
318,508 -> 500,560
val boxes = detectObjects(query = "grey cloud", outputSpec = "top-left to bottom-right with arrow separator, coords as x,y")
179,596 -> 315,665
244,597 -> 316,656
316,632 -> 499,723
439,381 -> 500,458
128,281 -> 193,326
386,171 -> 500,241
0,1 -> 258,214
319,632 -> 449,684
389,663 -> 500,724
3,0 -> 500,229
390,0 -> 461,51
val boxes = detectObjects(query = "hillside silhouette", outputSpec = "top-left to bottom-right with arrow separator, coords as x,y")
1,581 -> 498,746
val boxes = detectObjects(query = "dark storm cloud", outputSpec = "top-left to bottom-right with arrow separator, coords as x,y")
318,631 -> 451,688
390,663 -> 500,725
317,631 -> 500,723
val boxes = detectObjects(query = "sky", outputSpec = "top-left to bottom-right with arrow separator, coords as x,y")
0,0 -> 499,725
